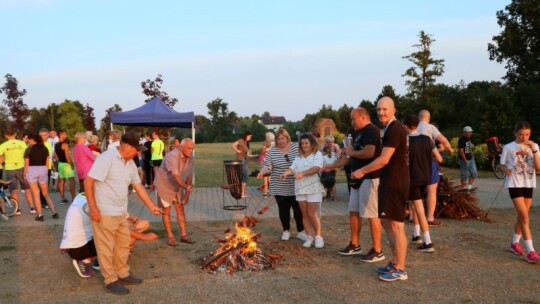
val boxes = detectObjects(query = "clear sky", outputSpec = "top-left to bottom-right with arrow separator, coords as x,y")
0,0 -> 510,123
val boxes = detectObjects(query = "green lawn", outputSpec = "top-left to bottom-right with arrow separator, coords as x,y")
192,142 -> 493,187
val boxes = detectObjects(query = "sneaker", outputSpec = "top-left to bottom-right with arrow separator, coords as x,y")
30,208 -> 37,214
35,215 -> 44,222
119,275 -> 143,285
72,259 -> 92,278
411,236 -> 422,244
527,251 -> 539,263
281,231 -> 290,241
510,243 -> 524,255
303,236 -> 314,248
338,242 -> 362,256
427,219 -> 442,226
263,193 -> 270,198
14,209 -> 21,216
360,248 -> 385,263
0,213 -> 8,222
52,213 -> 59,219
92,260 -> 100,270
379,268 -> 408,282
60,199 -> 69,205
43,204 -> 49,209
376,262 -> 396,274
296,230 -> 308,241
417,243 -> 435,253
315,236 -> 324,248
104,280 -> 129,295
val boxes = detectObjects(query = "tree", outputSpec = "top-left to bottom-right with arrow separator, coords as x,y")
488,0 -> 540,132
98,104 -> 123,136
0,106 -> 10,137
336,104 -> 354,132
402,31 -> 445,103
207,98 -> 232,141
0,74 -> 30,132
57,100 -> 85,139
141,74 -> 178,108
83,103 -> 96,132
27,107 -> 48,132
359,99 -> 378,126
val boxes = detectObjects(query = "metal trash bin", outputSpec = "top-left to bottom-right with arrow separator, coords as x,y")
222,160 -> 246,210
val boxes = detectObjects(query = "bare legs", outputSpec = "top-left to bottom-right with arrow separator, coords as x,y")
381,219 -> 407,270
30,182 -> 57,216
299,201 -> 321,237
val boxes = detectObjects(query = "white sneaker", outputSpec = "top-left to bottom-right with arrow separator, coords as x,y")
315,236 -> 324,248
303,236 -> 314,248
281,230 -> 290,241
296,230 -> 308,241
466,185 -> 472,190
0,213 -> 8,222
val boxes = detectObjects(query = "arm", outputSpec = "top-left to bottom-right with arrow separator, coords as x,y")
352,147 -> 395,179
295,166 -> 321,180
84,177 -> 101,222
133,183 -> 162,215
432,148 -> 443,163
24,158 -> 29,182
345,145 -> 376,160
63,143 -> 72,166
84,146 -> 96,161
182,175 -> 193,204
458,148 -> 467,162
436,134 -> 454,154
231,141 -> 240,154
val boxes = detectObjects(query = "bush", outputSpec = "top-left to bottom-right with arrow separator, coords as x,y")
333,132 -> 345,147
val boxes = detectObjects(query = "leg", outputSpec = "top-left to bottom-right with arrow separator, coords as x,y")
350,212 -> 362,246
412,199 -> 429,234
298,201 -> 313,236
59,178 -> 66,200
24,185 -> 34,209
275,195 -> 291,231
68,177 -> 76,200
426,183 -> 437,220
306,202 -> 321,236
513,196 -> 532,241
161,205 -> 175,243
91,216 -> 124,284
368,217 -> 383,252
291,198 -> 305,232
29,183 -> 42,216
173,202 -> 188,237
112,218 -> 131,279
382,219 -> 407,270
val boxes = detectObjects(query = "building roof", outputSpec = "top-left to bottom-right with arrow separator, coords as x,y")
260,116 -> 287,125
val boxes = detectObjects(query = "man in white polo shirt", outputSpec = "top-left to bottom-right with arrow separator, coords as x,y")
85,131 -> 162,295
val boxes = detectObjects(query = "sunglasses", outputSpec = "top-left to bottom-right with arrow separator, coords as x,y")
284,154 -> 290,163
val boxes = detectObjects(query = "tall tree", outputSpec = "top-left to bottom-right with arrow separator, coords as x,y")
402,31 -> 445,103
83,103 -> 96,132
0,74 -> 30,131
206,97 -> 232,141
57,100 -> 85,139
141,74 -> 179,108
98,104 -> 123,136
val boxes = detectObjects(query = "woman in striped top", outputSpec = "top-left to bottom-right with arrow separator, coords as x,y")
258,129 -> 306,241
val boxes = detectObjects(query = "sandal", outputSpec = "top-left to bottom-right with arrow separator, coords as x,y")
167,236 -> 178,247
180,235 -> 194,244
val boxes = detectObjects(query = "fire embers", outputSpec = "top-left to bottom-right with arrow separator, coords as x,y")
202,218 -> 282,273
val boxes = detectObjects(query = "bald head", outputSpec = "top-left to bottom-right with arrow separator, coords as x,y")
376,97 -> 396,126
419,109 -> 430,122
351,107 -> 371,129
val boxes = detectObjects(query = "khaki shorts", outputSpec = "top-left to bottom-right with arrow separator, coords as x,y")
348,178 -> 379,218
159,198 -> 180,208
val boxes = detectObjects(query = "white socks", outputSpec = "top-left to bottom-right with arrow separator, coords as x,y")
512,233 -> 522,244
422,232 -> 432,245
413,225 -> 421,237
524,239 -> 535,253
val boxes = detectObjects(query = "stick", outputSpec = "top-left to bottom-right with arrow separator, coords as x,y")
484,177 -> 506,219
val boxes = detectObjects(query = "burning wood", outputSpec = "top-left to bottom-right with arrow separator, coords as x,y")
436,177 -> 492,222
202,220 -> 282,273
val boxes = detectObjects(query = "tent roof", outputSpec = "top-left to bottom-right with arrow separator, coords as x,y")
110,96 -> 195,128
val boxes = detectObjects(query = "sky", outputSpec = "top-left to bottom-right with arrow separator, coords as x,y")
0,0 -> 510,123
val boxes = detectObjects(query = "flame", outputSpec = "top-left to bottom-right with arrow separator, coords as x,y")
216,223 -> 258,255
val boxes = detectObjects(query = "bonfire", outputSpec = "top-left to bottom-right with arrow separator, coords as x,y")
436,177 -> 491,222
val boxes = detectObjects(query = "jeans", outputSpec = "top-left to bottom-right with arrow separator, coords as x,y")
458,158 -> 478,182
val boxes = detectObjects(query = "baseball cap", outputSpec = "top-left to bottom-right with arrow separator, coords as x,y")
463,126 -> 473,132
121,131 -> 146,151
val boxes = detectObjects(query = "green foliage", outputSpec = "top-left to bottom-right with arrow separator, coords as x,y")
0,74 -> 29,132
57,100 -> 85,139
206,97 -> 233,142
141,74 -> 178,108
333,131 -> 345,147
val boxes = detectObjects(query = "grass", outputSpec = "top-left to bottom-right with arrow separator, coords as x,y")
193,142 -> 494,187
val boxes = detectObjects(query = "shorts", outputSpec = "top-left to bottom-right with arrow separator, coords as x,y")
429,161 -> 440,185
349,178 -> 379,218
66,239 -> 97,261
58,162 -> 75,179
26,166 -> 48,184
458,159 -> 478,181
509,188 -> 533,199
152,160 -> 163,167
296,192 -> 323,203
6,169 -> 29,190
408,185 -> 427,201
159,198 -> 179,208
378,186 -> 408,222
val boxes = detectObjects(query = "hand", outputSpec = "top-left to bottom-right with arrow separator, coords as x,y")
523,140 -> 536,148
295,172 -> 304,180
257,172 -> 263,179
186,185 -> 193,194
151,207 -> 163,215
344,146 -> 354,156
182,197 -> 189,205
506,169 -> 513,176
352,169 -> 365,179
447,147 -> 454,154
149,184 -> 156,192
89,207 -> 102,222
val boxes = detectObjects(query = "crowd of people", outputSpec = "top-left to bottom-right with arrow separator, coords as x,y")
0,97 -> 538,293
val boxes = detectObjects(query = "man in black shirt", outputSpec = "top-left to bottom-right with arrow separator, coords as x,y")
352,97 -> 409,282
143,133 -> 153,187
323,108 -> 384,262
458,126 -> 478,190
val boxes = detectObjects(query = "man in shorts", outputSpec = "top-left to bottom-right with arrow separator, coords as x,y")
85,131 -> 162,295
54,130 -> 75,204
352,97 -> 410,282
153,138 -> 195,246
458,126 -> 478,190
0,127 -> 35,214
323,108 -> 384,262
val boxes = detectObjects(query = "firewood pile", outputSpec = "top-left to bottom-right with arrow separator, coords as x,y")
436,177 -> 492,222
202,216 -> 282,273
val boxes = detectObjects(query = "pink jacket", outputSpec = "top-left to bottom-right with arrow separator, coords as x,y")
73,144 -> 96,180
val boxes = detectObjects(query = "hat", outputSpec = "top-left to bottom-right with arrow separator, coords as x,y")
463,126 -> 473,132
121,131 -> 146,151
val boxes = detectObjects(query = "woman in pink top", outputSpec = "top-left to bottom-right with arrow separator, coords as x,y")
73,133 -> 97,193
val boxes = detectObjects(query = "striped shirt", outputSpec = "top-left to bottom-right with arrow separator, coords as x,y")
263,143 -> 298,196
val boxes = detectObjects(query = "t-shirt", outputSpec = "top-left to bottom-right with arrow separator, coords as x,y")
143,140 -> 152,163
151,139 -> 164,161
380,120 -> 410,188
235,139 -> 249,161
417,121 -> 441,142
73,144 -> 96,179
501,141 -> 539,188
458,136 -> 474,160
263,143 -> 299,196
0,139 -> 27,170
107,141 -> 120,151
289,151 -> 325,195
44,141 -> 53,169
349,122 -> 382,179
24,144 -> 50,166
87,149 -> 140,216
60,193 -> 93,249
154,148 -> 194,202
408,134 -> 434,187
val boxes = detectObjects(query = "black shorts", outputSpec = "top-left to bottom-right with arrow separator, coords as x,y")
66,239 -> 97,261
408,185 -> 427,201
509,188 -> 533,199
152,160 -> 163,167
378,186 -> 409,222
